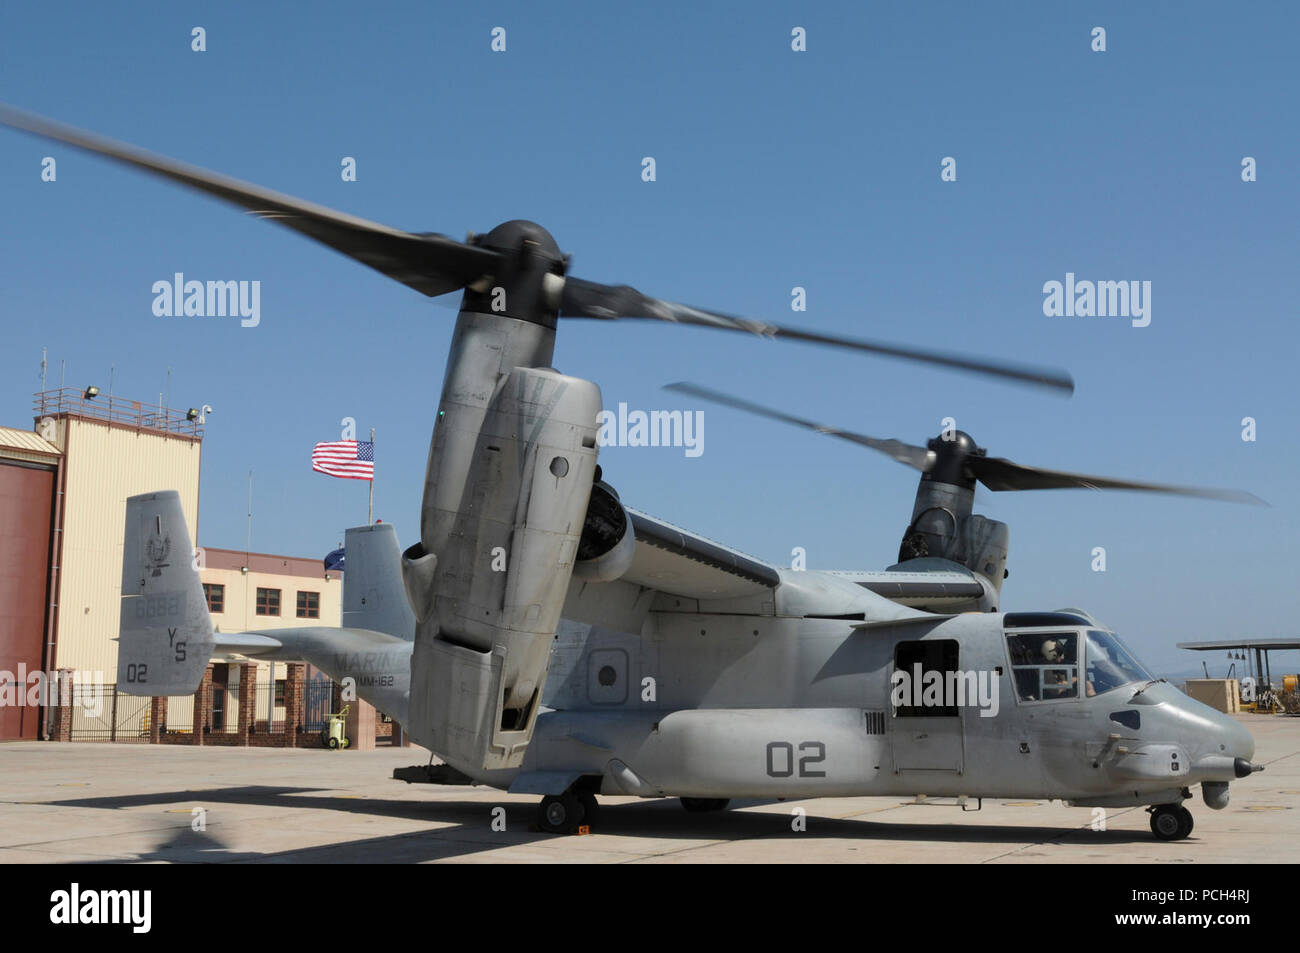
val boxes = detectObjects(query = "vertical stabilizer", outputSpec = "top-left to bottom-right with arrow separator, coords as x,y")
118,490 -> 215,695
342,523 -> 416,640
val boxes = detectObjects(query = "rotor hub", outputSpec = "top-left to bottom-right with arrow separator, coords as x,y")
462,220 -> 569,326
474,219 -> 565,264
923,430 -> 984,488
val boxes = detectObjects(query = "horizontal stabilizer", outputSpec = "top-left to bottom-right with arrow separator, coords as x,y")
212,633 -> 283,654
214,626 -> 409,661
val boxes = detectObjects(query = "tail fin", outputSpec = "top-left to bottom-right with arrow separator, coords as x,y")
118,490 -> 215,695
342,523 -> 415,640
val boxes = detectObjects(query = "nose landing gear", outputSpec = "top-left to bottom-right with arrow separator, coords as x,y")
1148,803 -> 1194,840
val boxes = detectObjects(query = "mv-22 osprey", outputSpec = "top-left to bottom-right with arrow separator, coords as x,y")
3,105 -> 1264,843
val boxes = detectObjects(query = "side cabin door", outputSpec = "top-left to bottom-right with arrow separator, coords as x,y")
890,638 -> 964,774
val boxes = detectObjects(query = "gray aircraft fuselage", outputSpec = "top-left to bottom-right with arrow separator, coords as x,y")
293,569 -> 1253,812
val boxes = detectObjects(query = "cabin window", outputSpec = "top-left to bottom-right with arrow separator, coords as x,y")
892,639 -> 961,717
1005,631 -> 1079,701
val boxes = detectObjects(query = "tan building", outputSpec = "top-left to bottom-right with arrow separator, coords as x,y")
45,397 -> 202,680
199,548 -> 341,730
0,387 -> 340,740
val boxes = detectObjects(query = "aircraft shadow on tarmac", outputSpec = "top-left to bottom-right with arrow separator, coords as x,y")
35,786 -> 1159,863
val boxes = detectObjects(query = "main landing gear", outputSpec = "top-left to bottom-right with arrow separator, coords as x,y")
1148,803 -> 1194,841
537,790 -> 600,834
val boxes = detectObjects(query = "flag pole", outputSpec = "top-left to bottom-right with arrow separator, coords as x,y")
368,427 -> 374,524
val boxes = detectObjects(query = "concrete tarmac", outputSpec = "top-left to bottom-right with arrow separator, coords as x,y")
1,713 -> 1295,863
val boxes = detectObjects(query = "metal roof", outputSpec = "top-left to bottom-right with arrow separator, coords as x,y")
0,426 -> 61,457
1178,638 -> 1300,651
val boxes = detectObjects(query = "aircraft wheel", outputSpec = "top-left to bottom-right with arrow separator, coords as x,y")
576,790 -> 600,826
1150,804 -> 1189,840
539,793 -> 584,834
680,797 -> 731,813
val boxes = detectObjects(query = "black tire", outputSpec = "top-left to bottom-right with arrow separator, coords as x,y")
327,736 -> 339,750
680,797 -> 730,813
1150,805 -> 1184,840
538,793 -> 584,834
576,790 -> 600,827
1177,805 -> 1194,838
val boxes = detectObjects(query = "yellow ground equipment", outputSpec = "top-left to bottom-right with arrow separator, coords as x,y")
321,705 -> 351,749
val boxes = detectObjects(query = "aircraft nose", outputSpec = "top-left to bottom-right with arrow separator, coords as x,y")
1207,710 -> 1260,777
1223,714 -> 1256,763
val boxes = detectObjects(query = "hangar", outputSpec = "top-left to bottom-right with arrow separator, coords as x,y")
0,386 -> 389,747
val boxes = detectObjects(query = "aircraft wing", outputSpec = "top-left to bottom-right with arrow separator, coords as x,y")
823,568 -> 991,608
619,508 -> 781,600
564,504 -> 993,614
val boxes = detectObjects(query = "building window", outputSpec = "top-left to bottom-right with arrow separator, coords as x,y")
296,590 -> 320,619
274,679 -> 286,706
203,583 -> 224,614
256,587 -> 281,616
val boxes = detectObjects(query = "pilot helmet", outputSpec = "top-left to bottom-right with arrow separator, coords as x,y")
1042,639 -> 1063,662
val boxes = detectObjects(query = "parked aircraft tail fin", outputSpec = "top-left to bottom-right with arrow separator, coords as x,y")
342,523 -> 415,641
118,490 -> 215,695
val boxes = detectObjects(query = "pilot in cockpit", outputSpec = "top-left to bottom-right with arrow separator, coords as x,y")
1041,637 -> 1095,697
1041,640 -> 1074,698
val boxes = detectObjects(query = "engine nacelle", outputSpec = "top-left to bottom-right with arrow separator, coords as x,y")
898,478 -> 1009,597
408,348 -> 601,773
962,514 -> 1008,591
573,479 -> 635,583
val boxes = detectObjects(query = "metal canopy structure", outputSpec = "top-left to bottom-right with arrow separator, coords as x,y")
1177,638 -> 1300,689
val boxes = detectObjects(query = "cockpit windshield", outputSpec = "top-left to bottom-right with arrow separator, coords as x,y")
1084,629 -> 1153,696
1006,627 -> 1155,702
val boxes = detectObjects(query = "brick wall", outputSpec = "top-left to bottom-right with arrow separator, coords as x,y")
192,663 -> 214,745
236,662 -> 256,745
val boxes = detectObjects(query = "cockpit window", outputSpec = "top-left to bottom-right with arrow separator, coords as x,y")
1085,629 -> 1152,696
1005,631 -> 1079,701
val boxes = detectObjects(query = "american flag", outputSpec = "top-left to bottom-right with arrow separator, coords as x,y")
312,440 -> 374,480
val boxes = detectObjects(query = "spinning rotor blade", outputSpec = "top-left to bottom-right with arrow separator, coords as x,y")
969,456 -> 1267,505
0,104 -> 499,297
664,382 -> 934,470
668,382 -> 1266,506
563,278 -> 1075,395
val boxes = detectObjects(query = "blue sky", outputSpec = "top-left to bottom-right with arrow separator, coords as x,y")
1,2 -> 1296,674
